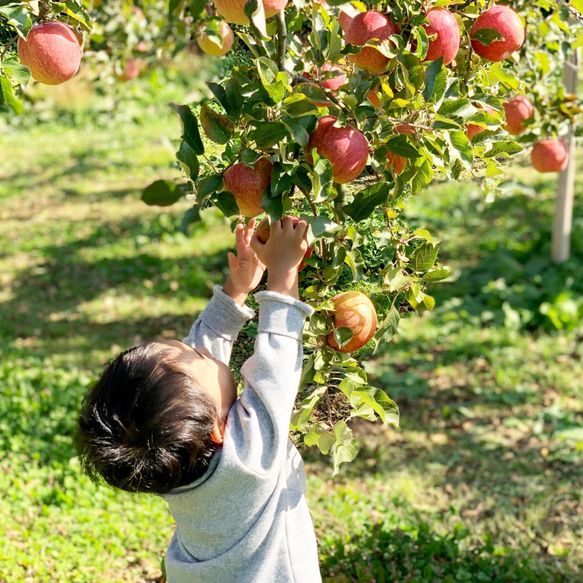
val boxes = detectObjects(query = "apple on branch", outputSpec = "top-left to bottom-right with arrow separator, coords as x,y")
17,21 -> 82,85
196,21 -> 234,56
306,116 -> 369,184
470,5 -> 525,62
531,139 -> 569,173
423,7 -> 460,66
465,104 -> 495,141
503,95 -> 534,136
345,11 -> 400,75
223,157 -> 273,217
213,0 -> 287,25
327,291 -> 378,352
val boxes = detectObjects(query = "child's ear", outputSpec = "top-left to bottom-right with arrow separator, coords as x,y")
210,422 -> 224,444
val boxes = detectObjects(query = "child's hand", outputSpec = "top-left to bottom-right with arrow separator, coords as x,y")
222,220 -> 266,305
251,216 -> 309,299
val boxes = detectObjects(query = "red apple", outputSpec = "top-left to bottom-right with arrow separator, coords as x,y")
17,21 -> 82,85
223,157 -> 273,217
503,95 -> 534,136
197,21 -> 234,56
119,58 -> 142,81
306,116 -> 369,184
531,139 -> 569,173
327,291 -> 378,352
213,0 -> 287,25
255,216 -> 314,269
423,8 -> 460,65
470,5 -> 525,62
345,11 -> 400,75
339,10 -> 353,33
465,104 -> 495,141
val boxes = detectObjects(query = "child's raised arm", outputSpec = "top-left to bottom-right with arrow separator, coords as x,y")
251,216 -> 309,299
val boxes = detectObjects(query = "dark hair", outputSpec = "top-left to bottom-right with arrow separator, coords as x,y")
76,342 -> 219,495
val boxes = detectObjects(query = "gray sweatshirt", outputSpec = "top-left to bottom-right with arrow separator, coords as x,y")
162,286 -> 321,583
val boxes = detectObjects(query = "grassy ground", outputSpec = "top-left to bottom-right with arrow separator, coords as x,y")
1,73 -> 582,582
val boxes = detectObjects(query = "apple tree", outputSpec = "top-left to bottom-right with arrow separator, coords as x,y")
3,0 -> 583,470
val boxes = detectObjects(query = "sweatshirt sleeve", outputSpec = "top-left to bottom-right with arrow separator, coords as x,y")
182,285 -> 255,366
226,291 -> 314,472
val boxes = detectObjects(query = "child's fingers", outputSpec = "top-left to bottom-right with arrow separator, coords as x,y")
243,219 -> 256,246
227,252 -> 238,270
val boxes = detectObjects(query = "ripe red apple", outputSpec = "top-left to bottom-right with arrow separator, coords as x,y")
306,116 -> 369,184
345,11 -> 400,75
17,21 -> 82,85
255,216 -> 314,269
213,0 -> 287,25
223,157 -> 273,217
503,95 -> 534,136
423,7 -> 460,65
327,291 -> 378,352
118,58 -> 142,81
339,10 -> 353,33
470,5 -> 525,62
196,22 -> 234,56
465,104 -> 495,141
531,139 -> 569,173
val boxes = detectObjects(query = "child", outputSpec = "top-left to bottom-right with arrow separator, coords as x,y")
76,216 -> 322,582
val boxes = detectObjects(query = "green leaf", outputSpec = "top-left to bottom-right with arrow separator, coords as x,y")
423,57 -> 447,103
343,182 -> 390,222
423,267 -> 451,282
296,82 -> 330,105
212,191 -> 240,217
376,307 -> 400,343
176,141 -> 199,181
438,99 -> 475,121
386,135 -> 420,159
0,74 -> 22,114
483,140 -> 523,158
412,242 -> 439,272
487,62 -> 520,90
197,174 -> 223,199
471,27 -> 504,47
383,266 -> 414,292
307,215 -> 341,239
249,121 -> 288,149
179,206 -> 201,234
447,129 -> 473,167
282,118 -> 310,147
169,104 -> 204,155
1,57 -> 31,85
200,104 -> 234,145
332,327 -> 353,349
141,180 -> 183,206
352,387 -> 399,425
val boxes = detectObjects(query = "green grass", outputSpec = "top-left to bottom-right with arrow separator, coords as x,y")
1,76 -> 583,581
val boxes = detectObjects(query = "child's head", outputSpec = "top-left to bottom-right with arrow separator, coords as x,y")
76,341 -> 237,495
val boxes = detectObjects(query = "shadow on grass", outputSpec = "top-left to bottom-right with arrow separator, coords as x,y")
2,215 -> 230,346
320,519 -> 574,582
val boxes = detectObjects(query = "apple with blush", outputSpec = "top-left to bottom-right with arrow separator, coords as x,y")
17,21 -> 82,85
223,157 -> 273,217
306,116 -> 369,184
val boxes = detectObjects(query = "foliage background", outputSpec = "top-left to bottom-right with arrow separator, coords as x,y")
1,0 -> 583,581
